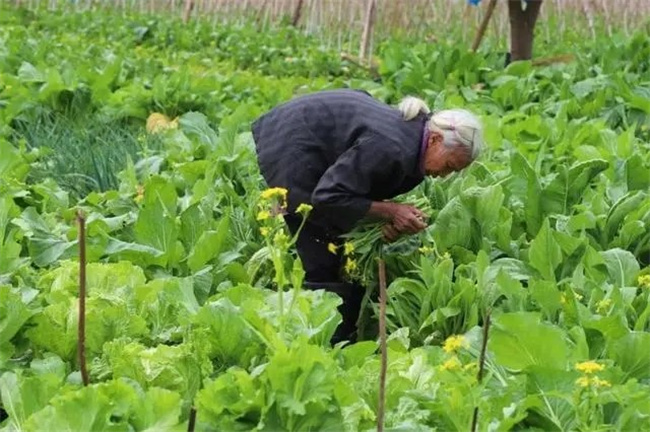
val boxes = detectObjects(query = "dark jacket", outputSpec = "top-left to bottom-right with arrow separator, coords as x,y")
251,89 -> 428,235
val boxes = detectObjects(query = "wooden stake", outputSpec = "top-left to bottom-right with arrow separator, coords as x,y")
359,0 -> 376,65
377,258 -> 388,432
77,210 -> 89,387
183,0 -> 195,22
471,0 -> 498,52
291,0 -> 304,27
580,0 -> 596,39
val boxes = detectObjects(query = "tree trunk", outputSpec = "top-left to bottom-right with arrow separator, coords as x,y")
508,0 -> 543,61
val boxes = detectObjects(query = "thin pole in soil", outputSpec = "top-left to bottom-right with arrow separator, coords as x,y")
77,210 -> 90,387
291,0 -> 303,26
359,0 -> 376,66
471,0 -> 498,52
470,309 -> 492,432
377,258 -> 388,432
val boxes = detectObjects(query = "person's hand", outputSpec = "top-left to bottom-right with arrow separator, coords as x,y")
390,203 -> 427,233
381,223 -> 401,242
382,203 -> 427,242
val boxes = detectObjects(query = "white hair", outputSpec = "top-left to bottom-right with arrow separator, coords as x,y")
397,96 -> 484,160
398,96 -> 431,121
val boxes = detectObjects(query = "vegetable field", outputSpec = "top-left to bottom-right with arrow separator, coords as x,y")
1,3 -> 650,432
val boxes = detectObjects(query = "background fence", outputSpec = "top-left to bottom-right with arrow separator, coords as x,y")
4,0 -> 650,60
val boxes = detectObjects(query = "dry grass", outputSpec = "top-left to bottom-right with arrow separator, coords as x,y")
9,0 -> 650,56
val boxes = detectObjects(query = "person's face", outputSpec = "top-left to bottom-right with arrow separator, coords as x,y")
423,131 -> 472,177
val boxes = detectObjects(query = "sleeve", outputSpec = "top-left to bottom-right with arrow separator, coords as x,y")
311,135 -> 403,233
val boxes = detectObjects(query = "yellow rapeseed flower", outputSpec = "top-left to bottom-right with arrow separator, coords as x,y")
344,242 -> 355,255
344,258 -> 358,274
575,361 -> 605,374
561,291 -> 583,304
257,210 -> 271,221
440,356 -> 462,371
134,185 -> 145,204
443,335 -> 466,354
575,376 -> 611,389
327,243 -> 338,254
597,298 -> 612,313
259,227 -> 269,237
296,203 -> 313,215
638,274 -> 650,288
463,362 -> 478,373
260,187 -> 288,201
592,377 -> 611,388
418,246 -> 434,254
273,231 -> 288,248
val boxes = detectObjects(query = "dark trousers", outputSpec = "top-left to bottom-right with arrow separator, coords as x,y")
284,214 -> 364,343
284,214 -> 343,282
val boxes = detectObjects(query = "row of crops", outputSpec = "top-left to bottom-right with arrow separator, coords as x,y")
1,4 -> 650,431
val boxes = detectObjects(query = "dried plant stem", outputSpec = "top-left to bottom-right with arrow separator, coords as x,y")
77,210 -> 89,387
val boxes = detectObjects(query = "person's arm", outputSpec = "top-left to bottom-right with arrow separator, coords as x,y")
311,137 -> 427,234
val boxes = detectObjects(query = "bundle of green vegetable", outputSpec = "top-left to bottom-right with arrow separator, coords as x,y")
341,193 -> 439,287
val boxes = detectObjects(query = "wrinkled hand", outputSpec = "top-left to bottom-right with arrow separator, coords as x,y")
382,203 -> 428,242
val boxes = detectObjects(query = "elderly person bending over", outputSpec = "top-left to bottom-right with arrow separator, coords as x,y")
251,89 -> 484,343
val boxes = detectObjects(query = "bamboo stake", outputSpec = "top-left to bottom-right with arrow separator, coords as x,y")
461,2 -> 472,45
77,210 -> 89,387
471,0 -> 498,52
255,0 -> 268,26
318,0 -> 324,36
377,259 -> 388,432
491,0 -> 504,47
580,0 -> 596,39
183,0 -> 194,23
346,0 -> 354,54
554,0 -> 565,38
292,0 -> 303,26
359,0 -> 376,64
336,0 -> 343,52
623,0 -> 630,36
598,0 -> 612,36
